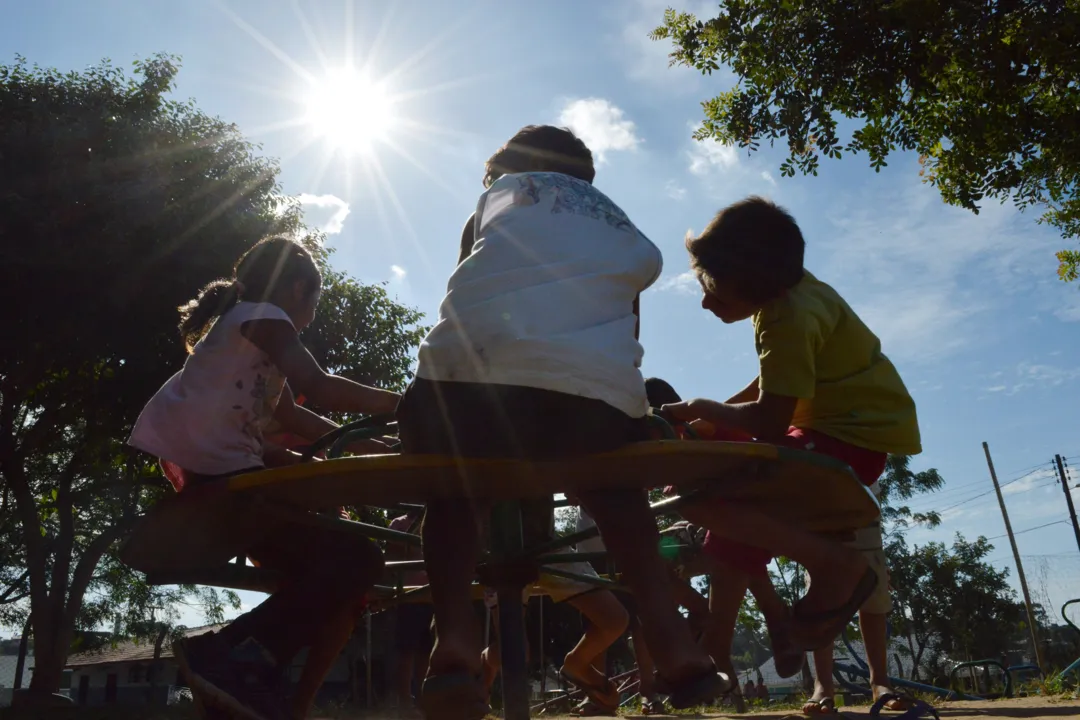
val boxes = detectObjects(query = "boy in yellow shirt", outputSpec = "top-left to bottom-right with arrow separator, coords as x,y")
663,197 -> 921,711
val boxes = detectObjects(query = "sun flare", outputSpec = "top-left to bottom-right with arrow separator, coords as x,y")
304,68 -> 394,154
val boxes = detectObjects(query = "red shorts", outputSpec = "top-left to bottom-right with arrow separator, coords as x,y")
699,426 -> 887,574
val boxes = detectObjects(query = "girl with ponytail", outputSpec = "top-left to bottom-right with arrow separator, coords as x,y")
128,236 -> 399,720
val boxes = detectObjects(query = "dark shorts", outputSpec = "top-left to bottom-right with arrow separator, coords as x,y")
395,378 -> 650,545
395,603 -> 434,653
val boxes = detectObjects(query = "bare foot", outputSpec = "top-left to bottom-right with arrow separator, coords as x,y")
802,689 -> 836,716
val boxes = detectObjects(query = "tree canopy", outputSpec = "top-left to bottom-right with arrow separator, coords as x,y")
0,54 -> 425,692
651,1 -> 1080,281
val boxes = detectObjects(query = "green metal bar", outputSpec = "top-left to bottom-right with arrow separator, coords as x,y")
489,501 -> 530,720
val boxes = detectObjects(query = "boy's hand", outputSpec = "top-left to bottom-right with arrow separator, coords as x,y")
661,399 -> 715,423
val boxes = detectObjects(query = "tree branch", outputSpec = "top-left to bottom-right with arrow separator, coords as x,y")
0,569 -> 30,604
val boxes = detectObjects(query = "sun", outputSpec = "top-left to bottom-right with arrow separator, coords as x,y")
304,68 -> 395,154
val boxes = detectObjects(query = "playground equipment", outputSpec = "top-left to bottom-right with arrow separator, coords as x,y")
1061,598 -> 1080,682
121,415 -> 880,720
832,613 -> 1053,713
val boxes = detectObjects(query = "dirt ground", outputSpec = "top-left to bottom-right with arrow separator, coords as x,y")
614,696 -> 1080,720
2,696 -> 1077,720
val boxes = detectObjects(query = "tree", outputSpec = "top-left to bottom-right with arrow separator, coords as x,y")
887,534 -> 1026,678
0,55 -> 425,694
877,455 -> 945,536
650,2 -> 1080,281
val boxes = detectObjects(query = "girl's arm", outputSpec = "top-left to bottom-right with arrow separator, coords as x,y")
273,383 -> 394,455
274,383 -> 338,440
243,319 -> 400,415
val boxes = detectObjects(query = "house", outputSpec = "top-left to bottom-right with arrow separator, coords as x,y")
64,626 -> 216,707
0,638 -> 34,708
63,615 -> 396,709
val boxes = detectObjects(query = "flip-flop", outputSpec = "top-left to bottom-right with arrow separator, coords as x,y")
559,667 -> 619,711
419,673 -> 490,720
654,664 -> 732,710
792,566 -> 879,650
640,697 -> 667,715
569,698 -> 618,717
870,693 -> 939,720
802,697 -> 838,715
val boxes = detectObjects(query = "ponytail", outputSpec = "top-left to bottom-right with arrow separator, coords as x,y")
177,236 -> 320,352
178,279 -> 243,352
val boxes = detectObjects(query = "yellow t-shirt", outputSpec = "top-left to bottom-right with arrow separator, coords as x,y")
753,271 -> 921,455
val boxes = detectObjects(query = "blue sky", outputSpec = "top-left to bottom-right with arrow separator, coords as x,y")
5,0 -> 1080,633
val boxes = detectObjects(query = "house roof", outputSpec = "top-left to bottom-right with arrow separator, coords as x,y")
65,625 -> 224,669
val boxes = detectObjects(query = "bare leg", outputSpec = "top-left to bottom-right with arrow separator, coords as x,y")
423,499 -> 485,677
291,605 -> 357,719
802,647 -> 835,714
563,591 -> 628,698
479,603 -> 530,696
581,490 -> 714,683
703,564 -> 747,678
631,626 -> 659,701
860,611 -> 906,709
679,501 -> 869,620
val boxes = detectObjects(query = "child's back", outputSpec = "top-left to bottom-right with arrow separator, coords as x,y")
754,270 -> 919,455
130,301 -> 293,476
418,171 -> 661,417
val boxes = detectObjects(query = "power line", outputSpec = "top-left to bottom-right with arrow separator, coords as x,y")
907,467 -> 1057,514
985,520 -> 1069,542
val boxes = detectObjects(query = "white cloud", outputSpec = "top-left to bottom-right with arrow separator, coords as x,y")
816,182 -> 1060,365
666,180 -> 687,201
1017,361 -> 1080,387
657,270 -> 700,295
612,0 -> 725,90
297,193 -> 351,235
761,170 -> 777,186
688,133 -> 738,175
1002,468 -> 1056,496
390,265 -> 407,280
986,385 -> 1008,393
558,98 -> 641,162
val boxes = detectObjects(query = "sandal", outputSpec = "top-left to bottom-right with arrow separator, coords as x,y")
641,698 -> 667,715
559,667 -> 619,711
870,693 -> 939,720
419,673 -> 490,720
792,566 -> 878,650
570,698 -> 618,717
654,664 -> 732,710
802,697 -> 837,715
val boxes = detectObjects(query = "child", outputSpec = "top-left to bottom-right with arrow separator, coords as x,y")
128,237 -> 400,720
397,125 -> 727,720
661,197 -> 920,706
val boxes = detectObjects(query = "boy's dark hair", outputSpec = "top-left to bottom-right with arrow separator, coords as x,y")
686,196 -> 805,305
645,377 -> 683,407
483,125 -> 595,187
178,236 -> 321,351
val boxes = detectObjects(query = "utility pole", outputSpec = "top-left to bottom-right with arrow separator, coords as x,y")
983,442 -> 1044,670
1054,454 -> 1080,555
